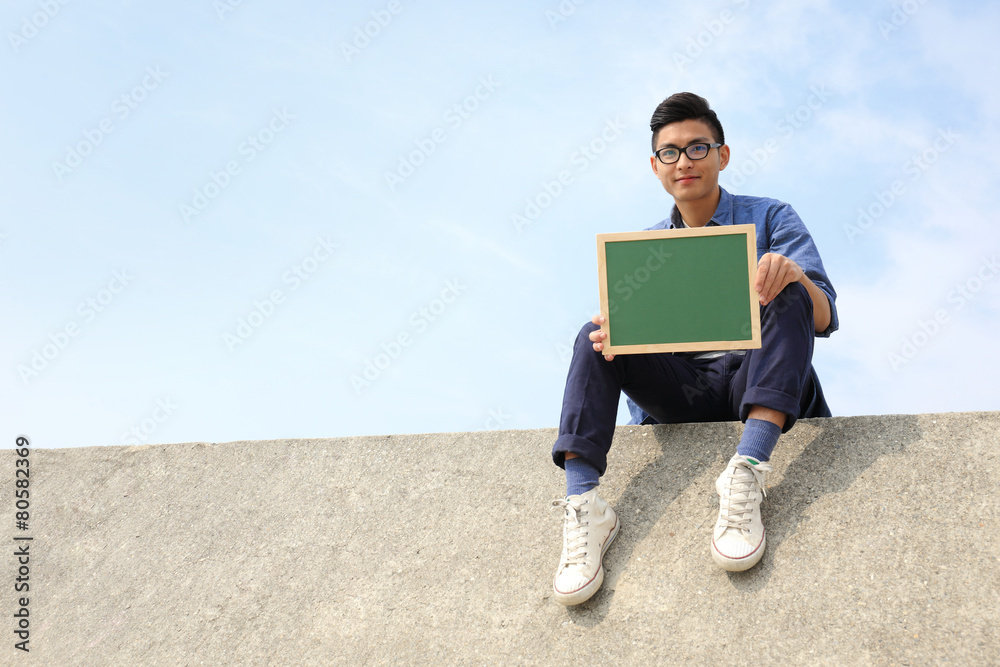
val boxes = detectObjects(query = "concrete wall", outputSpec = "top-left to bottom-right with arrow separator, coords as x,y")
4,412 -> 998,665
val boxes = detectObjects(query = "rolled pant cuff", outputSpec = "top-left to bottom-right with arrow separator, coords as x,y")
740,386 -> 801,432
552,434 -> 608,477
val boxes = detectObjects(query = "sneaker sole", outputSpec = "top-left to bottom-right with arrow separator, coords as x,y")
553,514 -> 620,606
711,530 -> 765,572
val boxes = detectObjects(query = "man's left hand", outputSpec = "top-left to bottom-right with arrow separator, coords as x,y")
755,253 -> 803,306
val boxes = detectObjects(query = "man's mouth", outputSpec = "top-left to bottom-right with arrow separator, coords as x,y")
675,175 -> 698,184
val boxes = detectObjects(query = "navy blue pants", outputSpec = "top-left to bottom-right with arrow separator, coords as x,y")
552,282 -> 829,475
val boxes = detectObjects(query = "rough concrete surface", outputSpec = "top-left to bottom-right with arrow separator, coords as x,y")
2,412 -> 998,665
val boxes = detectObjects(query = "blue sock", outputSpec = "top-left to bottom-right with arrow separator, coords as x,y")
564,457 -> 600,497
736,418 -> 782,463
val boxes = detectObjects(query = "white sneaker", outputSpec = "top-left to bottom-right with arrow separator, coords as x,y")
712,453 -> 773,571
551,488 -> 619,606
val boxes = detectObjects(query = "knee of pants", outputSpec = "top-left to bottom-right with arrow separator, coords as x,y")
764,281 -> 813,319
576,320 -> 600,346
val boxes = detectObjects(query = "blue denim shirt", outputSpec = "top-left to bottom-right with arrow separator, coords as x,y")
625,187 -> 838,425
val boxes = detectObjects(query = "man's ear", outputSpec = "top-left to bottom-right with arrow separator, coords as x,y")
719,144 -> 731,171
650,154 -> 660,176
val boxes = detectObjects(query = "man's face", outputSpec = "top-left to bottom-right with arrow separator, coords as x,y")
650,119 -> 730,205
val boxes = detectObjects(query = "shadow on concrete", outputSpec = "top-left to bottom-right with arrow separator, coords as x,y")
726,414 -> 923,592
563,414 -> 925,621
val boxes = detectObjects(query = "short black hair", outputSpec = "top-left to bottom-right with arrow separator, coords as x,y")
649,92 -> 725,153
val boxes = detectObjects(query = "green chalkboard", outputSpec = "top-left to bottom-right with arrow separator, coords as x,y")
597,225 -> 761,354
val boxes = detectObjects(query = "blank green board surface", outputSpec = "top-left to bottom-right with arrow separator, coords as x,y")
597,225 -> 761,354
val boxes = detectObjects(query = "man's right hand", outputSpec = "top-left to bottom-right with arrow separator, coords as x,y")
589,314 -> 614,361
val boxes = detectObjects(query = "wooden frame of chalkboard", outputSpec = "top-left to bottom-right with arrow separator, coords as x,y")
596,224 -> 761,355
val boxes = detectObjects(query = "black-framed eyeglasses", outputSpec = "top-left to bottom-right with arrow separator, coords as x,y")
654,142 -> 722,165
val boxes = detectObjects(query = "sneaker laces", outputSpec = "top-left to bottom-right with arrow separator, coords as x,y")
717,459 -> 770,534
552,497 -> 590,567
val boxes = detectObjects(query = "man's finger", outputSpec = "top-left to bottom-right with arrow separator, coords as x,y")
759,254 -> 780,294
755,255 -> 771,292
759,263 -> 777,302
767,262 -> 787,297
768,262 -> 791,302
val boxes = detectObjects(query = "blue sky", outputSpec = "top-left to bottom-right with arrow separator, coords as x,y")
3,0 -> 998,448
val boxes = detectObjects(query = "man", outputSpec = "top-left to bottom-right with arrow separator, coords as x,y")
550,92 -> 837,606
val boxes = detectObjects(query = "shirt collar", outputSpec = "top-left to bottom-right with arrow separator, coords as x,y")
668,187 -> 734,229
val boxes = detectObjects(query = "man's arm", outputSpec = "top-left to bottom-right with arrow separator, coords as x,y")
755,253 -> 832,334
759,201 -> 838,336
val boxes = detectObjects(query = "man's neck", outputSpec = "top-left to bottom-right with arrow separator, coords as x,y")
674,187 -> 721,227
